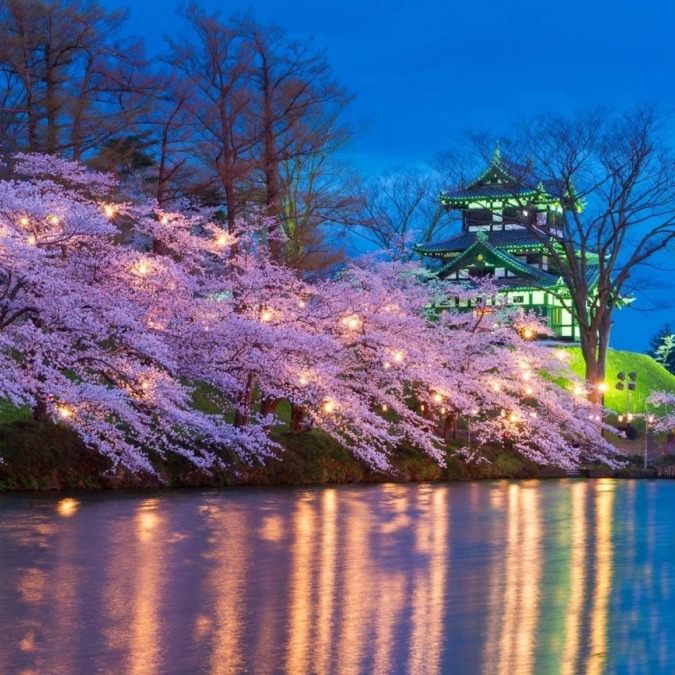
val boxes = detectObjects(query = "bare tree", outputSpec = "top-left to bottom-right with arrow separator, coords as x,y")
165,4 -> 255,234
148,75 -> 197,207
279,151 -> 356,273
0,0 -> 153,159
351,168 -> 455,261
478,106 -> 675,396
167,8 -> 354,269
240,17 -> 353,241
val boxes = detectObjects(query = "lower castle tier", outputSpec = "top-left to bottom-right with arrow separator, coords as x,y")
416,229 -> 588,340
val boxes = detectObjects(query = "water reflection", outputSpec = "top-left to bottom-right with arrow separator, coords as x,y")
487,483 -> 542,675
2,481 -> 675,673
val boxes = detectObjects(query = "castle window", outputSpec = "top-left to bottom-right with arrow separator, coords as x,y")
469,267 -> 495,279
512,295 -> 525,303
465,209 -> 492,228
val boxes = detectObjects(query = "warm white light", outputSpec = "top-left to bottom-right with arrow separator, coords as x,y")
141,381 -> 150,391
618,415 -> 624,423
26,235 -> 36,246
529,411 -> 537,418
261,310 -> 274,323
347,317 -> 360,330
215,233 -> 228,247
597,382 -> 608,393
382,404 -> 388,412
492,383 -> 501,392
441,406 -> 447,414
137,262 -> 149,276
393,351 -> 404,363
298,300 -> 306,308
472,409 -> 479,416
509,413 -> 519,423
19,217 -> 29,226
573,385 -> 584,397
522,372 -> 531,381
525,386 -> 533,396
299,375 -> 308,386
49,215 -> 60,225
323,399 -> 336,413
383,361 -> 391,369
648,415 -> 655,423
523,328 -> 534,340
58,405 -> 73,419
433,393 -> 443,403
627,413 -> 634,422
103,204 -> 115,218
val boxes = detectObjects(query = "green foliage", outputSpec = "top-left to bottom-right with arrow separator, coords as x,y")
654,334 -> 675,375
563,347 -> 675,413
0,420 -> 113,490
0,401 -> 31,423
648,323 -> 675,374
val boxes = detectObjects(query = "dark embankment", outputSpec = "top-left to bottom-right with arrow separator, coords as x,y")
0,418 -> 545,491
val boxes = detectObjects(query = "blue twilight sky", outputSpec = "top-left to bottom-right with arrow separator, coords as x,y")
110,0 -> 675,352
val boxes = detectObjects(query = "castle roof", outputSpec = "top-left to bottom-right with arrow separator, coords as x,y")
415,229 -> 543,255
440,149 -> 566,208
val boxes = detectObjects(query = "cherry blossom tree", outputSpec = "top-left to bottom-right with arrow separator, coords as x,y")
0,154 -> 620,475
0,154 -> 266,473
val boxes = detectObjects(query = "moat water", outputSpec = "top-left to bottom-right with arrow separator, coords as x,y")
1,480 -> 673,673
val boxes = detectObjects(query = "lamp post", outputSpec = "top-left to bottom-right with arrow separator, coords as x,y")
596,381 -> 608,435
645,414 -> 655,469
616,371 -> 637,414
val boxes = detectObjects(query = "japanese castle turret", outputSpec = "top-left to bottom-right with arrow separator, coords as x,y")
415,150 -> 595,340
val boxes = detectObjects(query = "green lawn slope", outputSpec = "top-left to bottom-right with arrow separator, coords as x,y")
563,347 -> 675,413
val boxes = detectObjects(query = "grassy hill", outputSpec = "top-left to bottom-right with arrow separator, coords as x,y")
563,347 -> 675,413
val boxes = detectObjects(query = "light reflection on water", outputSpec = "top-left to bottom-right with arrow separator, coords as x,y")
1,480 -> 675,673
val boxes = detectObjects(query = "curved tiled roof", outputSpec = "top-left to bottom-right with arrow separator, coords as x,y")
416,229 -> 544,255
440,155 -> 567,206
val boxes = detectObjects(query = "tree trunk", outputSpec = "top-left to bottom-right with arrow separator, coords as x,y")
583,350 -> 605,405
33,398 -> 50,421
233,371 -> 255,428
442,413 -> 457,443
289,403 -> 307,433
44,43 -> 58,154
